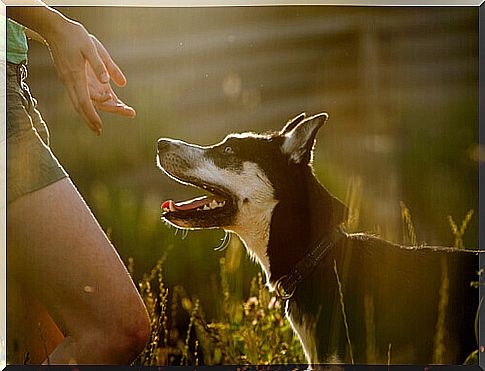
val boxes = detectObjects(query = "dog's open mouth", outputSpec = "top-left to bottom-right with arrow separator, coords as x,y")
162,195 -> 226,213
161,181 -> 236,229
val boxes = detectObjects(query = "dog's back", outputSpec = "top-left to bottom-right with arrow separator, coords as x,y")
293,233 -> 478,364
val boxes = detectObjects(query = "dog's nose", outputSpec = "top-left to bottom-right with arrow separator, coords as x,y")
157,139 -> 172,153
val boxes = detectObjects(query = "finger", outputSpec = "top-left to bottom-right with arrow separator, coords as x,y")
63,81 -> 100,134
55,62 -> 100,134
82,37 -> 110,84
86,64 -> 111,102
95,99 -> 136,118
96,103 -> 136,118
71,72 -> 104,134
90,89 -> 111,103
91,36 -> 127,87
100,89 -> 136,117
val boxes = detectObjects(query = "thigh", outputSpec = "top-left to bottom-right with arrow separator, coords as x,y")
7,177 -> 145,337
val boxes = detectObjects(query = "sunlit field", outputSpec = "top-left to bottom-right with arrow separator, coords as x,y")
7,6 -> 480,365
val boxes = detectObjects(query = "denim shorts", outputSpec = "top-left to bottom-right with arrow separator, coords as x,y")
7,62 -> 68,204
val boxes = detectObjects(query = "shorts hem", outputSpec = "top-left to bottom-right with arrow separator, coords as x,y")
7,169 -> 69,205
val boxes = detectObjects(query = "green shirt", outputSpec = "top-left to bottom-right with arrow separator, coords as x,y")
7,18 -> 28,64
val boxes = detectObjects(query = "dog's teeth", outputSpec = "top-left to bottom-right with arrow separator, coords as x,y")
169,201 -> 177,212
219,201 -> 226,207
209,200 -> 219,209
197,208 -> 202,211
203,205 -> 210,211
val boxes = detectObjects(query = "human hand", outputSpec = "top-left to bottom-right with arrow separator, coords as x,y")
43,17 -> 134,135
88,64 -> 136,119
8,6 -> 136,135
87,36 -> 136,119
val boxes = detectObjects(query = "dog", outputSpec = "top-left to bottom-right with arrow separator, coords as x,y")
156,112 -> 478,365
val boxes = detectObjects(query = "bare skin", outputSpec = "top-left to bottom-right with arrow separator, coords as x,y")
7,2 -> 150,364
8,179 -> 150,364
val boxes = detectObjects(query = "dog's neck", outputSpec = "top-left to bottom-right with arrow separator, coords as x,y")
230,199 -> 277,281
266,171 -> 346,285
229,166 -> 346,287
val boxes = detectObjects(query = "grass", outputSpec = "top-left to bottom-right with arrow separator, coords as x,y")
432,256 -> 449,364
400,201 -> 417,246
447,209 -> 475,250
131,254 -> 306,366
333,259 -> 354,365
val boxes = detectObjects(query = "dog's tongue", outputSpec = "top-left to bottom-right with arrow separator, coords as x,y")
162,197 -> 207,211
162,195 -> 224,212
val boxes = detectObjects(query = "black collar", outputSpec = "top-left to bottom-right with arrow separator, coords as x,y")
274,228 -> 343,300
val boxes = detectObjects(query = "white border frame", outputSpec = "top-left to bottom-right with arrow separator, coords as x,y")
0,2 -> 482,370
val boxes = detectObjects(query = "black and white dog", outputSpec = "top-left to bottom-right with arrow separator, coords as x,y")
156,113 -> 478,365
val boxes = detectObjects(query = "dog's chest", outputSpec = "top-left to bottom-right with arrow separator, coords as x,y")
286,300 -> 319,364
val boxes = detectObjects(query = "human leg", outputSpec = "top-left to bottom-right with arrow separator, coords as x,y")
7,63 -> 150,364
8,177 -> 150,364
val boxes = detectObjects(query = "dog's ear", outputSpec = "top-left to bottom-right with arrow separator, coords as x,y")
280,112 -> 306,135
281,112 -> 328,164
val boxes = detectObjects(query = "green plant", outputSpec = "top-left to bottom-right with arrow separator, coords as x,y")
447,209 -> 474,249
400,201 -> 417,246
132,255 -> 305,366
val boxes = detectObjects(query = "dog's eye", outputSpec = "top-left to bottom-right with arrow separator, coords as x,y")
224,146 -> 234,154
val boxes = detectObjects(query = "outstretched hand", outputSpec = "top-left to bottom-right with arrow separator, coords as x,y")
8,6 -> 136,135
43,18 -> 135,135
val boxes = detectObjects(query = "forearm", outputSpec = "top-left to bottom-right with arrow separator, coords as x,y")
7,3 -> 73,42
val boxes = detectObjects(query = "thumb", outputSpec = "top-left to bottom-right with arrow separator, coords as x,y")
82,39 -> 110,84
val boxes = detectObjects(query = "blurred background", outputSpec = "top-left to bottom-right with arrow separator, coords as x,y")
23,4 -> 478,345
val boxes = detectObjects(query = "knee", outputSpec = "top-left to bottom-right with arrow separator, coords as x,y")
113,307 -> 151,361
93,303 -> 151,363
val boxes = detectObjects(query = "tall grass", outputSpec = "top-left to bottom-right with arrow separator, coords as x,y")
132,254 -> 305,366
333,260 -> 354,365
400,201 -> 416,246
447,210 -> 474,250
432,257 -> 449,364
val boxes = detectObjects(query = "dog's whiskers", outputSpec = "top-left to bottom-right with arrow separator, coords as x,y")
214,230 -> 232,251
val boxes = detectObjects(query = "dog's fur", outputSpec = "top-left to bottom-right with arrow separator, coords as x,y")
157,113 -> 478,365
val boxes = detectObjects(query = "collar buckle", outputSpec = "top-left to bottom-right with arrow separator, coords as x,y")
275,275 -> 296,300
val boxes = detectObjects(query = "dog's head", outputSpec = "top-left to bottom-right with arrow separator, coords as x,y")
157,112 -> 339,274
157,112 -> 329,232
